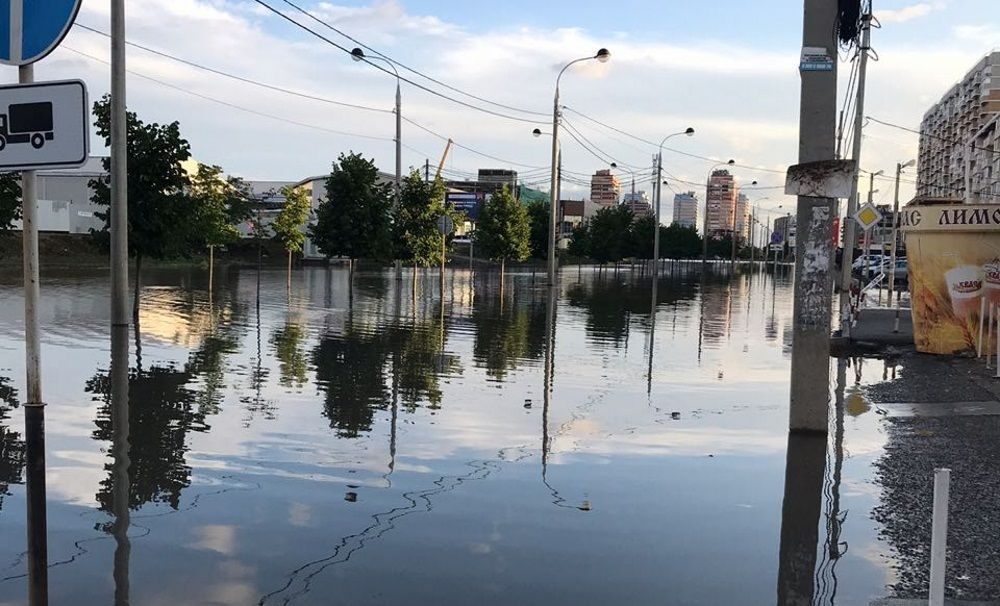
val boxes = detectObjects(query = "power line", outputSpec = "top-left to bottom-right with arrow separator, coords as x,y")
252,0 -> 547,125
73,23 -> 392,114
277,0 -> 548,119
400,116 -> 547,170
866,115 -> 1000,156
562,106 -> 788,176
61,46 -> 394,142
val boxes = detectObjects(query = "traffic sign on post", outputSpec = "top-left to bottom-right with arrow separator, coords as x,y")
0,80 -> 88,170
437,214 -> 455,236
0,0 -> 82,66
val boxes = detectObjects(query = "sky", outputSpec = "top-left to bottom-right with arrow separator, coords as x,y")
3,0 -> 998,222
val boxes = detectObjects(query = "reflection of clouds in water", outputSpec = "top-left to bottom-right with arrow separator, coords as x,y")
288,502 -> 312,528
190,524 -> 237,556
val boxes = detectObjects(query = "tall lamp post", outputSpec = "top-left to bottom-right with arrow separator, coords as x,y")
888,160 -> 915,302
547,48 -> 611,285
730,179 -> 758,266
652,129 -> 695,278
351,48 -> 402,197
701,159 -> 735,267
748,197 -> 772,265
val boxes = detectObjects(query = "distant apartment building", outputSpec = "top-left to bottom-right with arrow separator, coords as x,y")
773,214 -> 796,255
705,170 -> 737,238
918,51 -> 1000,201
590,169 -> 620,206
735,193 -> 749,242
672,191 -> 698,229
622,191 -> 652,217
477,169 -> 518,192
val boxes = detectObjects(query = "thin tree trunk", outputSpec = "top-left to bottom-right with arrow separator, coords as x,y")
412,263 -> 418,302
208,245 -> 214,291
287,249 -> 292,293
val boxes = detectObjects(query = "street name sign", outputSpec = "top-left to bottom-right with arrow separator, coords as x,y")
0,0 -> 83,66
0,80 -> 88,170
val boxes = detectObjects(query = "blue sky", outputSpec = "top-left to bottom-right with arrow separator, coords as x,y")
4,0 -> 998,217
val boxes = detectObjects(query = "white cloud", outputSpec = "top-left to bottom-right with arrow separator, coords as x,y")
877,2 -> 944,23
953,23 -> 1000,46
1,0 -> 988,208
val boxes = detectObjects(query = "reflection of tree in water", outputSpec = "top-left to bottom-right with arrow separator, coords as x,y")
471,293 -> 545,381
388,318 -> 461,410
566,276 -> 699,347
0,375 -> 23,511
312,328 -> 389,437
89,364 -> 211,511
270,322 -> 309,389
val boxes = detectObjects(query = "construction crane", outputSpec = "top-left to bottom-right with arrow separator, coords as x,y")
434,138 -> 453,180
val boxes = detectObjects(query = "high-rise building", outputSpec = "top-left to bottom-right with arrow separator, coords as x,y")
672,191 -> 698,229
918,51 -> 1000,201
622,191 -> 652,217
706,170 -> 737,238
735,193 -> 749,242
590,169 -> 621,206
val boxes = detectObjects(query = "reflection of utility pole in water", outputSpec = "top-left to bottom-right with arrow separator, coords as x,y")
815,359 -> 848,603
647,275 -> 658,394
110,327 -> 131,606
541,286 -> 557,470
776,433 -> 827,605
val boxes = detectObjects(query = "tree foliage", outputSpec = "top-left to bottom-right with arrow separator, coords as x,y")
189,164 -> 251,249
393,171 -> 448,267
90,95 -> 199,262
661,224 -> 703,259
310,152 -> 392,262
525,200 -> 549,259
272,185 -> 311,254
0,173 -> 21,233
567,221 -> 591,258
474,186 -> 530,265
588,205 -> 634,263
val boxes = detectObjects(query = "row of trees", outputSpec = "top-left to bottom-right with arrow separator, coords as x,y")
567,205 -> 707,263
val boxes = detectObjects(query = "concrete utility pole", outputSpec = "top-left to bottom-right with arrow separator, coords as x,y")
838,12 -> 873,335
19,62 -> 48,606
789,0 -> 839,432
888,160 -> 915,301
111,0 -> 129,326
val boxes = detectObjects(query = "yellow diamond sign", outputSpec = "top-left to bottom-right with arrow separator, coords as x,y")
854,203 -> 883,230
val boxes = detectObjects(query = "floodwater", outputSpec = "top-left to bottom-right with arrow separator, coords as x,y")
0,263 -> 900,605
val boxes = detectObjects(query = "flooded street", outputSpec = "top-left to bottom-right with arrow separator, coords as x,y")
0,265 -> 900,605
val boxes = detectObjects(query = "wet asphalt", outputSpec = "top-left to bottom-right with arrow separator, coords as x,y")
863,350 -> 1000,601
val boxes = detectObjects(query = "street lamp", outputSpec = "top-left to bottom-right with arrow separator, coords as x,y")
730,179 -> 758,265
888,159 -> 915,302
352,48 -> 402,197
533,129 -> 563,243
652,128 -> 695,279
547,48 -> 611,285
701,159 -> 735,266
747,196 -> 772,265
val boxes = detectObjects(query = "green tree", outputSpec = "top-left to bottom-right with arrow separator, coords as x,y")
630,215 -> 657,260
0,173 -> 21,236
272,185 -> 312,288
661,224 -> 702,259
90,95 -> 198,322
525,200 -> 549,259
270,321 -> 309,389
394,171 -> 447,268
189,164 -> 251,284
567,220 -> 591,258
310,152 -> 392,268
474,185 -> 530,279
589,205 -> 634,264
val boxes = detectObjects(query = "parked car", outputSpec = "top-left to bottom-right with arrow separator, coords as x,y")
852,254 -> 887,275
891,257 -> 908,284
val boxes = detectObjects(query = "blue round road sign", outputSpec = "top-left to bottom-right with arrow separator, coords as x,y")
0,0 -> 82,66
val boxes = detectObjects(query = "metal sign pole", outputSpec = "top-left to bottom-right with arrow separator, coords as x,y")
18,61 -> 49,606
110,0 -> 129,326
